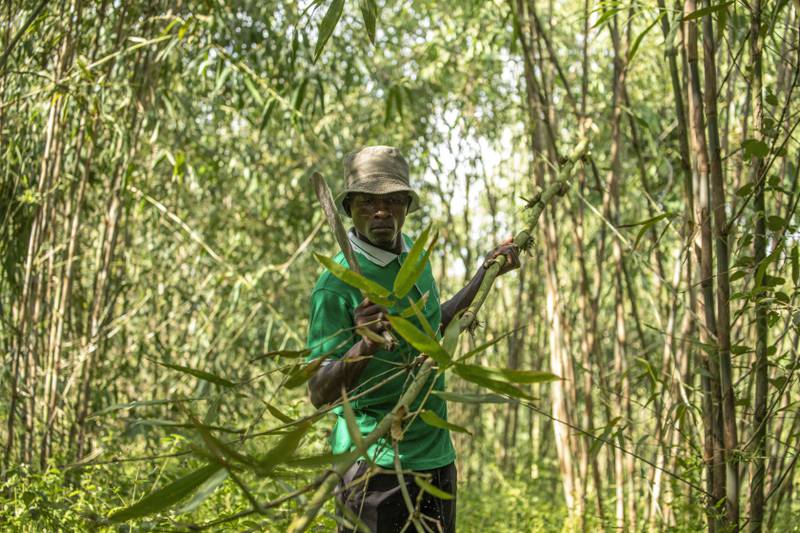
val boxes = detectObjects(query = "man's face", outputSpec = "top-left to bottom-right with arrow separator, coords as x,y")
349,192 -> 410,250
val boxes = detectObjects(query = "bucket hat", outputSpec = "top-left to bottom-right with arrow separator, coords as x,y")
335,146 -> 420,217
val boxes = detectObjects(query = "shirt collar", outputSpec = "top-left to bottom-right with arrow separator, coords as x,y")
348,228 -> 409,267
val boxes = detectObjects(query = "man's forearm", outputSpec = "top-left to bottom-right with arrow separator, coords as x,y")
440,265 -> 487,330
307,340 -> 375,408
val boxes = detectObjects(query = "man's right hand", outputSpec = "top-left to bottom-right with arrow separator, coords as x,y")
307,298 -> 388,408
354,298 -> 391,354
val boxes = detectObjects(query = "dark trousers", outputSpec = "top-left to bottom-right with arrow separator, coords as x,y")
335,461 -> 457,533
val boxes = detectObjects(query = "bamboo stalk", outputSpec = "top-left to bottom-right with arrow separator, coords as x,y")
685,0 -> 727,528
749,0 -> 767,530
702,3 -> 739,527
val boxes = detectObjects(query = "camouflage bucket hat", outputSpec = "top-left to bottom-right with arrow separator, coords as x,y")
335,146 -> 420,217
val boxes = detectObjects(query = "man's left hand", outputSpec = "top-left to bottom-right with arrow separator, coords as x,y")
483,237 -> 521,276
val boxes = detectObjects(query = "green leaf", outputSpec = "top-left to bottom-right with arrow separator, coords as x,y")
592,7 -> 622,29
763,275 -> 785,287
108,463 -> 223,522
432,391 -> 512,404
742,138 -> 769,158
404,294 -> 437,339
259,99 -> 277,133
243,76 -> 264,106
766,91 -> 779,106
90,397 -> 206,418
284,357 -> 325,388
314,253 -> 393,306
767,215 -> 785,231
292,78 -> 308,111
189,415 -> 256,470
257,421 -> 313,474
265,403 -> 295,424
398,292 -> 429,318
419,410 -> 472,436
588,417 -> 621,459
452,365 -> 535,400
791,246 -> 798,284
252,349 -> 311,362
387,315 -> 451,367
735,182 -> 754,197
621,212 -> 672,251
414,475 -> 454,500
731,345 -> 751,355
457,329 -> 517,363
393,224 -> 433,298
628,13 -> 662,63
455,363 -> 560,384
384,85 -> 394,126
683,0 -> 733,21
152,359 -> 236,388
313,0 -> 345,63
729,270 -> 746,282
285,449 -> 361,469
359,0 -> 378,45
175,468 -> 229,515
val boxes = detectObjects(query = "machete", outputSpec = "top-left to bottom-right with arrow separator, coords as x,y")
311,171 -> 396,350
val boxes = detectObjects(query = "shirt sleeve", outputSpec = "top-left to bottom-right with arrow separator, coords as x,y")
306,288 -> 356,363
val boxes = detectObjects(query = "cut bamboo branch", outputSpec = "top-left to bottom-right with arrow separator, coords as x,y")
287,141 -> 588,533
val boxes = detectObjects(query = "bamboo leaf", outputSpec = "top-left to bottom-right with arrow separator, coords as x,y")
251,348 -> 311,363
243,76 -> 264,106
628,13 -> 662,63
90,397 -> 207,418
189,415 -> 256,469
619,212 -> 673,251
387,315 -> 451,366
259,98 -> 277,132
592,7 -> 623,29
457,329 -> 517,363
683,0 -> 733,21
175,468 -> 229,515
452,365 -> 534,400
108,463 -> 223,522
398,291 -> 430,318
455,363 -> 560,384
414,475 -> 454,500
152,359 -> 236,388
284,357 -> 326,388
359,0 -> 378,45
404,293 -> 437,339
285,449 -> 361,469
314,0 -> 345,63
432,391 -> 511,404
265,403 -> 295,424
419,410 -> 471,436
314,253 -> 393,305
589,417 -> 621,459
393,224 -> 433,298
257,421 -> 313,474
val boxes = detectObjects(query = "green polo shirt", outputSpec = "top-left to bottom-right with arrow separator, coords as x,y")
306,230 -> 456,470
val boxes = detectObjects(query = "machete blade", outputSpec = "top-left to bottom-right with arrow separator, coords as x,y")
310,171 -> 362,275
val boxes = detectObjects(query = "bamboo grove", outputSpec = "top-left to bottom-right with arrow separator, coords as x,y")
1,0 -> 799,531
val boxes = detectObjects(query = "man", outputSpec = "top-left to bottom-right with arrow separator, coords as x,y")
306,146 -> 519,532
